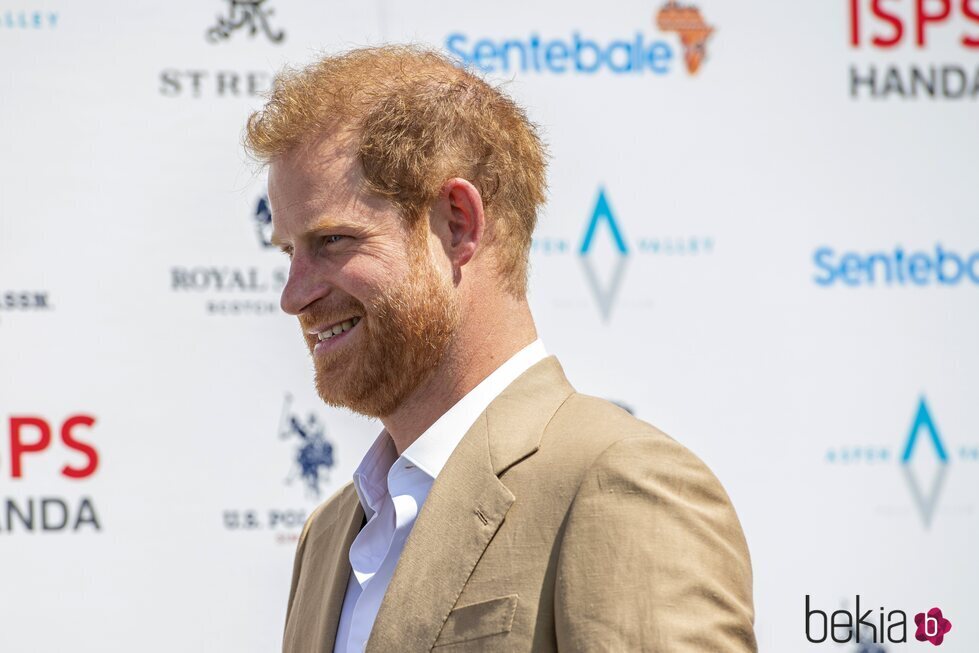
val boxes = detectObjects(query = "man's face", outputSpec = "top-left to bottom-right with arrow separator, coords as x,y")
268,135 -> 460,418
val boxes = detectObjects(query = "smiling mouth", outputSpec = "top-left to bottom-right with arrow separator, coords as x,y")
313,316 -> 361,342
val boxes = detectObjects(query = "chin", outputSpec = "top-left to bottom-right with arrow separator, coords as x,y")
313,364 -> 416,420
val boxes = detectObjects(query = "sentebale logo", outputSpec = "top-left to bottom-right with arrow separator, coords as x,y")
813,244 -> 979,286
445,1 -> 713,77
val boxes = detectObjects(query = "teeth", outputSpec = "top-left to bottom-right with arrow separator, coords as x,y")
317,316 -> 360,341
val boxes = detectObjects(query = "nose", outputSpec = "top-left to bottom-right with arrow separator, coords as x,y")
279,255 -> 329,316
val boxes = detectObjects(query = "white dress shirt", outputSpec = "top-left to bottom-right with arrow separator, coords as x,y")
332,339 -> 548,653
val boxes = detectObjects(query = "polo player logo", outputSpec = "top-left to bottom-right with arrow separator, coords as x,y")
206,0 -> 285,44
278,394 -> 334,497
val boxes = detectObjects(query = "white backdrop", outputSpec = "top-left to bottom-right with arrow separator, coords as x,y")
2,1 -> 977,651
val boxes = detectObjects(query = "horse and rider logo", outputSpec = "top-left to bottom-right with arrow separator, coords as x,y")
278,394 -> 335,498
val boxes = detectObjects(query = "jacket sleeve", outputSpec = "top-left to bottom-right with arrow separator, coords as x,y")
554,435 -> 757,652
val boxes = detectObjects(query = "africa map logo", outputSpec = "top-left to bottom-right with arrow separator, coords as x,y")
657,1 -> 714,74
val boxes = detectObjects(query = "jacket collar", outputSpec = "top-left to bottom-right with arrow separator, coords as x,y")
351,339 -> 549,517
365,355 -> 574,652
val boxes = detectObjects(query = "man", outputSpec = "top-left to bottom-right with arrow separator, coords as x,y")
246,46 -> 756,652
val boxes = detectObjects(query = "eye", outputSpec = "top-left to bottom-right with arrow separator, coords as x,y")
318,234 -> 351,253
279,246 -> 294,259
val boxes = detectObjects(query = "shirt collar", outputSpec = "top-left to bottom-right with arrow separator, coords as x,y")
350,431 -> 397,517
401,339 -> 547,479
350,339 -> 548,514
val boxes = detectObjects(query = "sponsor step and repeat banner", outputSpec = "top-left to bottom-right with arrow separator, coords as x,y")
1,1 -> 977,650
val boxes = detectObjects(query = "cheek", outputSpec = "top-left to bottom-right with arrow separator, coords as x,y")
337,256 -> 406,304
365,237 -> 416,273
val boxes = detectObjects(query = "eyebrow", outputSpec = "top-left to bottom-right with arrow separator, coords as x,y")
269,233 -> 288,250
270,216 -> 366,251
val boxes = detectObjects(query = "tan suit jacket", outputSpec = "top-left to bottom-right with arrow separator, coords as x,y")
283,357 -> 756,652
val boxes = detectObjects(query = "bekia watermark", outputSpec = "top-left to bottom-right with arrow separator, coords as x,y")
806,596 -> 952,646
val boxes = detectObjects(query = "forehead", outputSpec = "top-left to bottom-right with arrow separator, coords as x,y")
267,134 -> 399,234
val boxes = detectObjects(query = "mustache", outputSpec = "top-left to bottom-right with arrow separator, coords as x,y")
298,298 -> 367,331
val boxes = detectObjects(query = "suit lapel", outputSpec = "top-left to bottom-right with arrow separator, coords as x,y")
283,485 -> 364,653
365,356 -> 574,652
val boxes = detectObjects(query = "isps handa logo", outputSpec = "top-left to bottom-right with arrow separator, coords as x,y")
532,187 -> 715,321
826,397 -> 979,528
1,414 -> 102,535
222,394 -> 336,544
806,596 -> 952,647
848,0 -> 979,100
445,1 -> 713,77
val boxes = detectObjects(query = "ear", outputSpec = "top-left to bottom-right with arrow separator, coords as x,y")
432,178 -> 485,269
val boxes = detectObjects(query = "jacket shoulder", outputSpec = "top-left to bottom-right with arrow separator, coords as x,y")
545,392 -> 671,459
548,397 -> 756,651
543,392 -> 734,500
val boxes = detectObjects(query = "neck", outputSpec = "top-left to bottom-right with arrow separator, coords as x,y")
380,297 -> 538,455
